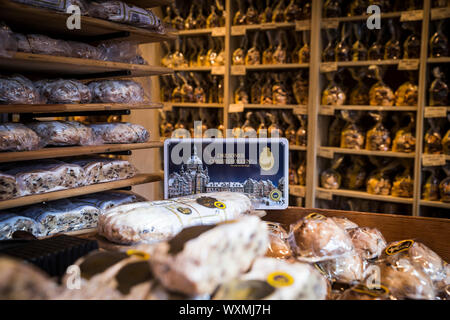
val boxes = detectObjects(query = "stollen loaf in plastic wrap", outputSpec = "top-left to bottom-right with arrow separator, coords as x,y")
78,191 -> 146,212
89,122 -> 149,144
0,172 -> 20,200
149,215 -> 268,296
26,121 -> 95,146
0,123 -> 41,151
0,213 -> 40,240
98,192 -> 253,244
88,80 -> 145,103
27,34 -> 72,57
349,227 -> 387,260
0,74 -> 41,104
214,258 -> 329,300
34,79 -> 92,104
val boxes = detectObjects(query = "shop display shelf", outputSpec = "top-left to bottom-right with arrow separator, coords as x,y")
0,173 -> 163,211
0,142 -> 164,163
321,11 -> 407,24
289,145 -> 307,151
243,104 -> 308,112
420,200 -> 450,210
430,7 -> 450,20
318,147 -> 416,159
163,102 -> 224,108
316,187 -> 414,205
173,66 -> 215,72
0,52 -> 173,79
0,102 -> 163,114
240,63 -> 309,71
231,21 -> 310,35
427,57 -> 450,64
319,105 -> 418,114
0,0 -> 176,44
177,27 -> 226,36
320,59 -> 404,69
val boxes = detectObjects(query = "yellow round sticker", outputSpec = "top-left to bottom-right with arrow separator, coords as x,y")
306,213 -> 326,220
385,239 -> 415,256
267,271 -> 294,288
126,249 -> 150,260
214,201 -> 226,209
269,189 -> 282,202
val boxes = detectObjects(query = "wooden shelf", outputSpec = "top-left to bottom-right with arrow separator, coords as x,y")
0,1 -> 175,44
319,147 -> 416,159
319,105 -> 418,114
173,66 -> 214,72
0,103 -> 163,114
428,57 -> 450,64
231,21 -> 308,35
124,0 -> 173,8
290,145 -> 307,151
0,142 -> 163,163
242,63 -> 309,71
420,200 -> 450,209
0,173 -> 163,211
316,188 -> 414,205
320,59 -> 406,67
0,52 -> 172,78
321,11 -> 404,24
243,104 -> 307,112
177,27 -> 226,36
164,102 -> 224,108
289,185 -> 306,198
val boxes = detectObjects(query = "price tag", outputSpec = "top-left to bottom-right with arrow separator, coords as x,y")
293,105 -> 308,115
398,59 -> 419,70
211,27 -> 226,37
400,10 -> 423,21
317,190 -> 333,200
211,66 -> 225,75
290,186 -> 306,198
320,62 -> 338,73
422,154 -> 446,167
425,107 -> 447,118
229,103 -> 244,113
295,20 -> 310,31
231,26 -> 246,36
260,23 -> 276,30
318,148 -> 334,159
322,19 -> 339,29
231,65 -> 246,75
163,103 -> 173,112
431,7 -> 450,20
319,105 -> 335,116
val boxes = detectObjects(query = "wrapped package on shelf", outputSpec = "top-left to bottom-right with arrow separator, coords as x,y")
365,112 -> 391,152
0,160 -> 85,197
0,123 -> 42,152
214,258 -> 329,300
11,0 -> 89,14
68,157 -> 137,185
265,222 -> 292,259
348,227 -> 387,260
88,80 -> 145,104
440,166 -> 450,203
340,111 -> 365,150
429,67 -> 448,106
343,157 -> 366,190
12,33 -> 31,53
149,215 -> 268,296
89,122 -> 149,144
26,121 -> 95,146
97,41 -> 146,64
317,252 -> 366,284
0,172 -> 20,201
395,79 -> 418,107
392,113 -> 416,153
0,23 -> 17,58
27,34 -> 72,57
331,217 -> 359,231
424,119 -> 443,155
391,163 -> 414,198
98,192 -> 253,245
34,79 -> 92,104
0,74 -> 42,104
349,69 -> 369,105
422,168 -> 440,201
443,128 -> 450,155
67,41 -> 104,60
366,162 -> 393,196
0,213 -> 40,240
321,73 -> 346,106
368,66 -> 395,106
320,157 -> 343,190
78,191 -> 146,212
88,1 -> 163,32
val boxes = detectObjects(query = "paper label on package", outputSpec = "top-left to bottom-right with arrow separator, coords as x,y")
322,19 -> 339,29
422,154 -> 446,167
231,26 -> 246,36
320,62 -> 338,73
212,27 -> 226,37
163,103 -> 173,112
431,8 -> 450,20
295,20 -> 310,31
211,66 -> 225,75
400,10 -> 423,21
425,107 -> 447,118
229,104 -> 244,113
290,185 -> 306,197
398,59 -> 419,70
231,65 -> 246,75
318,148 -> 334,159
317,190 -> 333,200
293,105 -> 308,115
320,105 -> 335,116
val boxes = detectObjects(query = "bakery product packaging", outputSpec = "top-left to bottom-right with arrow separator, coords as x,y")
0,123 -> 42,152
89,122 -> 149,144
26,121 -> 95,146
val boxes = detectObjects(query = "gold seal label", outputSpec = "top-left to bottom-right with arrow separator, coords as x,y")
177,207 -> 192,215
126,250 -> 150,260
214,201 -> 226,209
385,239 -> 415,256
269,189 -> 282,202
305,213 -> 326,220
259,147 -> 275,171
352,284 -> 390,297
267,271 -> 294,288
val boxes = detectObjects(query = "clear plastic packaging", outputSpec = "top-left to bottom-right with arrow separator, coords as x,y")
340,110 -> 365,150
265,222 -> 292,259
391,163 -> 414,198
292,72 -> 308,105
424,119 -> 443,154
443,128 -> 450,155
0,213 -> 39,240
368,66 -> 395,106
27,34 -> 72,57
318,252 -> 365,284
440,166 -> 450,202
26,121 -> 95,146
422,168 -> 440,201
349,69 -> 369,105
392,113 -> 416,153
68,157 -> 137,185
295,115 -> 307,147
272,74 -> 287,105
245,32 -> 261,65
67,41 -> 103,60
429,67 -> 448,106
12,33 -> 31,53
297,160 -> 306,186
331,216 -> 359,231
88,80 -> 145,103
11,0 -> 89,14
335,24 -> 351,62
0,23 -> 17,57
88,1 -> 163,32
322,73 -> 346,106
287,213 -> 355,262
338,284 -> 391,300
98,41 -> 143,64
0,74 -> 42,104
349,227 -> 386,260
34,79 -> 92,104
89,122 -> 149,144
78,191 -> 146,212
273,31 -> 287,64
395,79 -> 418,106
0,123 -> 42,151
0,173 -> 19,201
366,158 -> 394,196
234,77 -> 249,104
343,157 -> 366,190
320,157 -> 343,190
430,20 -> 448,58
384,19 -> 401,60
366,112 -> 391,151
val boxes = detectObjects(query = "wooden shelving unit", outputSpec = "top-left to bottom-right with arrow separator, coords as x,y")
0,103 -> 163,114
319,105 -> 418,113
318,147 -> 416,159
316,188 -> 414,205
164,102 -> 224,108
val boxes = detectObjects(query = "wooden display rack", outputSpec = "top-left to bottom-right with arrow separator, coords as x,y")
162,0 -> 450,217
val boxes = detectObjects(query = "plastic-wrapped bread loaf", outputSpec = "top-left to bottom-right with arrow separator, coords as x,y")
0,213 -> 40,240
0,74 -> 41,104
34,79 -> 92,104
67,41 -> 104,60
88,80 -> 145,103
68,157 -> 137,185
0,172 -> 20,200
265,222 -> 292,259
349,227 -> 387,260
18,199 -> 100,236
214,258 -> 329,300
0,123 -> 41,151
26,121 -> 95,146
12,33 -> 31,53
89,122 -> 149,144
98,192 -> 253,245
317,253 -> 366,284
78,191 -> 146,212
149,215 -> 268,296
27,34 -> 72,57
0,160 -> 85,197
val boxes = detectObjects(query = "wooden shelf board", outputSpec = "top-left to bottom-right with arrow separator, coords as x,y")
420,200 -> 450,209
0,52 -> 173,78
165,103 -> 224,108
0,1 -> 175,44
316,188 -> 414,204
231,21 -> 306,35
427,57 -> 450,63
0,103 -> 163,114
0,142 -> 163,163
290,145 -> 307,151
321,105 -> 418,112
177,28 -> 219,36
0,173 -> 162,211
244,63 -> 309,70
173,66 -> 213,72
319,147 -> 416,158
124,0 -> 173,8
322,11 -> 402,23
243,104 -> 305,110
331,59 -> 403,67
